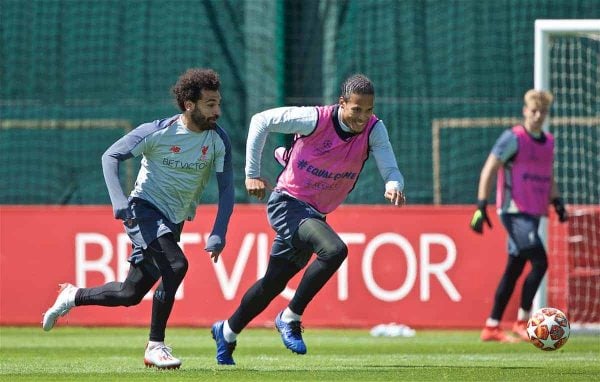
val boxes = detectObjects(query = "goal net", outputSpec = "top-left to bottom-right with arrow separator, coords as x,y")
0,119 -> 133,204
535,20 -> 600,330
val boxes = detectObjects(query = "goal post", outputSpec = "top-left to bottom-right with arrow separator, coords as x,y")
534,19 -> 600,95
534,19 -> 600,331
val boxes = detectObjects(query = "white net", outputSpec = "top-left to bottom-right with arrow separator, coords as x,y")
546,30 -> 600,329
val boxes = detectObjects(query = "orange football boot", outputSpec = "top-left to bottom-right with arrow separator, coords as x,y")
512,320 -> 530,341
480,326 -> 520,343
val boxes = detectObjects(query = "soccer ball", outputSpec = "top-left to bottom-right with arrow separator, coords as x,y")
526,307 -> 570,351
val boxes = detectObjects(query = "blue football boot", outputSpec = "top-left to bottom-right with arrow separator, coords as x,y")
275,311 -> 307,354
211,320 -> 236,365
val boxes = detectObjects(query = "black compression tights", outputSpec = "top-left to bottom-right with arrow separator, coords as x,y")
75,233 -> 188,341
228,218 -> 347,333
490,246 -> 548,321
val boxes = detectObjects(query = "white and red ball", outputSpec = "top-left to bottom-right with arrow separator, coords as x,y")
526,307 -> 570,351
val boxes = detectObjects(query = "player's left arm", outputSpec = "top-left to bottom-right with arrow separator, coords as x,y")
550,177 -> 568,222
206,128 -> 235,263
369,121 -> 406,207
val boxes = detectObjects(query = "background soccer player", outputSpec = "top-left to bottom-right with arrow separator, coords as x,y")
42,68 -> 235,369
211,74 -> 405,365
470,89 -> 568,343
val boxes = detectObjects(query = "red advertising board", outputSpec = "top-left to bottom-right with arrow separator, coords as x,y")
0,205 -> 520,328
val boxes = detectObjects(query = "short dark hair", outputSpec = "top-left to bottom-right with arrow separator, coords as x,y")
340,74 -> 374,100
172,68 -> 221,111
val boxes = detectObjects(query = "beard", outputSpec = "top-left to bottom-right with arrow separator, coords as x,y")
190,109 -> 217,130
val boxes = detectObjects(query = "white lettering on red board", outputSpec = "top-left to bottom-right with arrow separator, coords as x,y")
74,232 -> 461,302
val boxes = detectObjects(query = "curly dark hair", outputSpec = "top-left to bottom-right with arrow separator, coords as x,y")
172,68 -> 221,111
340,74 -> 374,100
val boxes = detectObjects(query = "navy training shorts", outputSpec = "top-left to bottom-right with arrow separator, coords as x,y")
500,213 -> 543,256
124,197 -> 183,264
267,191 -> 324,268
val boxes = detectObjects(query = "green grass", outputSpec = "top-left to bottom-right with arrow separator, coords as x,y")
1,326 -> 599,381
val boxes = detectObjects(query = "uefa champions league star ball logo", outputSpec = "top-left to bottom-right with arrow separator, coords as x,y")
314,140 -> 333,155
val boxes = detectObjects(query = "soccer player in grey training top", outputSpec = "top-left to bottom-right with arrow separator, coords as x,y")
42,68 -> 235,369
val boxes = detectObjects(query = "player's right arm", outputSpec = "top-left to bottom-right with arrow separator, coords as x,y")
470,130 -> 517,233
475,154 -> 502,203
101,122 -> 156,222
470,154 -> 501,233
245,106 -> 317,200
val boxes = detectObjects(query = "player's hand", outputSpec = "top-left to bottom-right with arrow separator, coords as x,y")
114,202 -> 134,221
114,203 -> 136,227
208,249 -> 222,263
470,199 -> 492,234
245,177 -> 271,200
552,197 -> 568,223
205,235 -> 224,262
124,218 -> 137,228
384,189 -> 406,207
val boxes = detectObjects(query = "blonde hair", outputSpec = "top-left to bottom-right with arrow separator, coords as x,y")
524,89 -> 553,109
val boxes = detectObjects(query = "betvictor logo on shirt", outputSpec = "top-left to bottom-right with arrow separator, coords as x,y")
161,144 -> 210,171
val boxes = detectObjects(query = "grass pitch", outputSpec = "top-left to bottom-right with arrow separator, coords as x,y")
1,326 -> 598,381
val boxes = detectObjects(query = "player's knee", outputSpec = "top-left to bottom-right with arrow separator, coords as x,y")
124,296 -> 144,307
121,288 -> 145,306
172,256 -> 189,280
524,246 -> 548,273
531,258 -> 548,276
319,241 -> 348,267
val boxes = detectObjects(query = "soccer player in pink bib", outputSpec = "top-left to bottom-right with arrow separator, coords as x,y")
211,74 -> 405,365
470,89 -> 568,343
